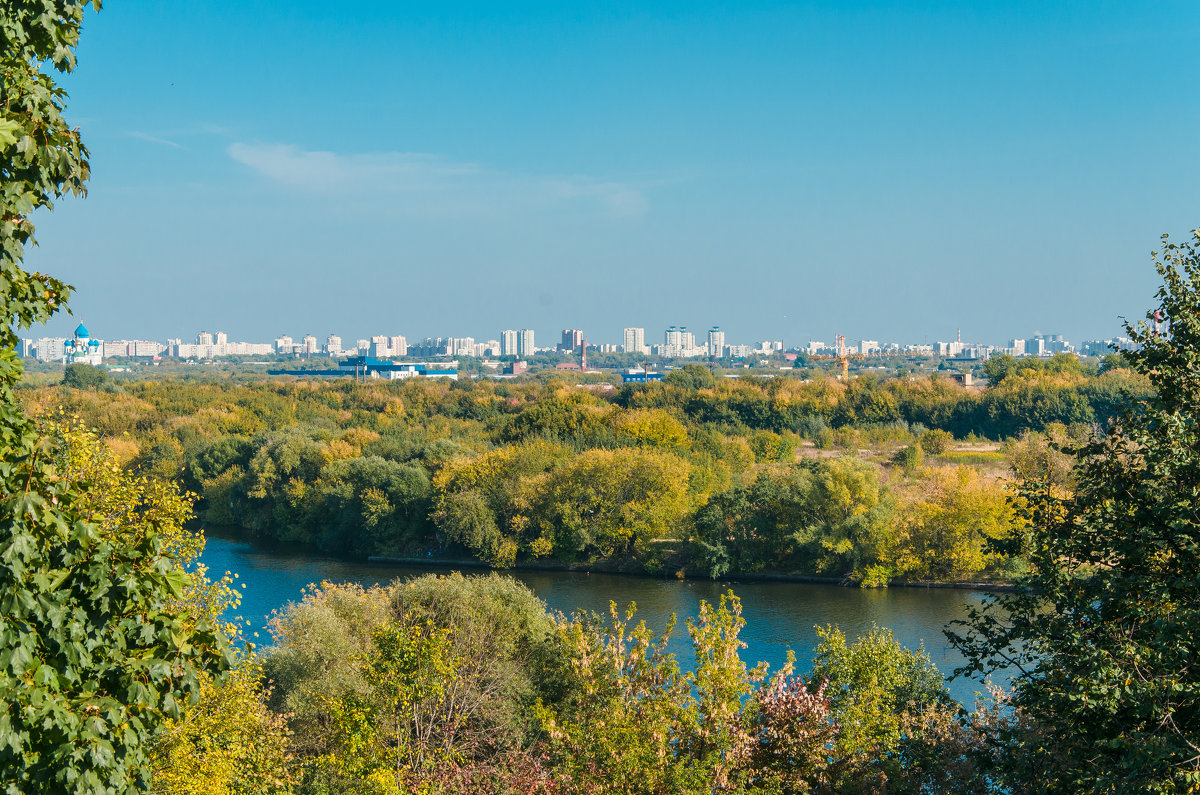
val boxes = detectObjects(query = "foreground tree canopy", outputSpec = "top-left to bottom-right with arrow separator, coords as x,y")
2,3 -> 234,791
953,230 -> 1200,793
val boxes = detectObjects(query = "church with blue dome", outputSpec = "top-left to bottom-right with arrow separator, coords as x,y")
64,322 -> 103,366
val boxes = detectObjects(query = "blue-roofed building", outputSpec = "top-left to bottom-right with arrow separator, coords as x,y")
621,369 -> 663,383
63,321 -> 103,366
270,356 -> 459,380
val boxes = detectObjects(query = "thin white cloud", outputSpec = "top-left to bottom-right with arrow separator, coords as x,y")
227,141 -> 648,219
129,131 -> 185,149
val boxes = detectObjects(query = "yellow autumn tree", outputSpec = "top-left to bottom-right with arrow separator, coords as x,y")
42,415 -> 295,794
891,465 -> 1015,581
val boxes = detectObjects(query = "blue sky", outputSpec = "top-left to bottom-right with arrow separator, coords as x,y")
25,0 -> 1200,348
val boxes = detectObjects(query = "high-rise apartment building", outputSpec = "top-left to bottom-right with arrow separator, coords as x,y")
622,327 -> 646,355
369,335 -> 390,358
216,331 -> 228,346
707,327 -> 725,358
519,329 -> 535,357
274,335 -> 293,354
663,325 -> 698,357
197,331 -> 214,346
303,334 -> 318,355
501,329 -> 519,356
560,329 -> 583,352
325,335 -> 342,356
390,335 -> 408,356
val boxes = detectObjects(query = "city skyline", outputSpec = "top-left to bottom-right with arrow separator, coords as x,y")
22,273 -> 1177,351
26,311 -> 1144,360
27,320 -> 1132,365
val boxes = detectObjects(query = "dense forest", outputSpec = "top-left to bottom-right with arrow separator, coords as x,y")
21,355 -> 1147,585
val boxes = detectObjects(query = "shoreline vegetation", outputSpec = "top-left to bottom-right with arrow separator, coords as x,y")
23,354 -> 1140,588
360,553 -> 1019,591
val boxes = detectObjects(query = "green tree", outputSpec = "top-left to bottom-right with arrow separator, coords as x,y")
918,427 -> 953,455
693,464 -> 822,577
62,361 -> 107,388
890,442 -> 923,472
890,465 -> 1014,581
811,624 -> 948,744
951,231 -> 1200,792
266,575 -> 563,794
536,594 -> 764,794
982,352 -> 1017,385
530,447 -> 694,562
663,363 -> 716,391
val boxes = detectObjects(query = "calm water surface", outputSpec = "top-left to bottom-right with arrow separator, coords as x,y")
201,533 -> 1006,705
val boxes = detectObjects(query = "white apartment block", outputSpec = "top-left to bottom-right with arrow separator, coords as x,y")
726,344 -> 752,358
448,337 -> 476,356
34,337 -> 67,362
622,327 -> 647,355
501,329 -> 519,356
518,329 -> 535,357
369,335 -> 390,358
707,327 -> 725,358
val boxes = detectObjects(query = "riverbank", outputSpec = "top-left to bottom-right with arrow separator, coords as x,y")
203,524 -> 1015,595
365,554 -> 1018,593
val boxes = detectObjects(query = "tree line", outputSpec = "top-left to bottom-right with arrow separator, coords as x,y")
21,364 -> 1117,584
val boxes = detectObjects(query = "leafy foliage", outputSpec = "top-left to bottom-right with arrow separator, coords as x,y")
536,594 -> 768,794
0,415 -> 234,792
265,575 -> 565,794
62,361 -> 107,389
811,624 -> 948,756
149,655 -> 296,795
889,465 -> 1014,582
951,231 -> 1200,792
1,4 -> 242,791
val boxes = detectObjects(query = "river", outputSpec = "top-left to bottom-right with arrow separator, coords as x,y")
200,532 -> 1008,706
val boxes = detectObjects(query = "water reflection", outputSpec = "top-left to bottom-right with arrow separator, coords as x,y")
201,533 -> 1003,705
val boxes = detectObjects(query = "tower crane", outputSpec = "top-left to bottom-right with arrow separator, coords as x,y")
810,334 -> 866,379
